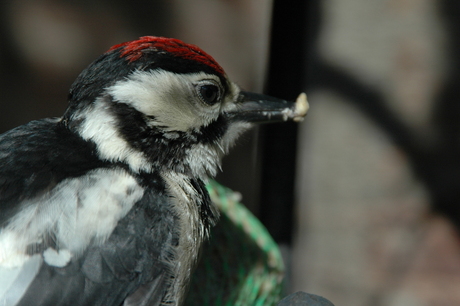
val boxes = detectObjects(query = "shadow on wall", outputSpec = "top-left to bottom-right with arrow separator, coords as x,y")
307,0 -> 460,231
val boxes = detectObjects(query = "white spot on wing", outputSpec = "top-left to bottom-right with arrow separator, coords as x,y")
43,248 -> 72,267
0,168 -> 143,268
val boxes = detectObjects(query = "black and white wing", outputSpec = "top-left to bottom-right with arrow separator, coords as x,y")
0,119 -> 177,306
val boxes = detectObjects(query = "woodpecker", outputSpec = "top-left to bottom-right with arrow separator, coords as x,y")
0,36 -> 308,306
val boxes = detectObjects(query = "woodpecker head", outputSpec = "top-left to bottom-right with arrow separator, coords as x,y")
63,36 -> 308,177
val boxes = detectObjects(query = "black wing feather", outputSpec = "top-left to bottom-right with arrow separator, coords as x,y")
16,188 -> 178,306
0,119 -> 180,305
0,118 -> 106,224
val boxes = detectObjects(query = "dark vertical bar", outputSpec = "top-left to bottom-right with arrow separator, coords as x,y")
259,0 -> 309,244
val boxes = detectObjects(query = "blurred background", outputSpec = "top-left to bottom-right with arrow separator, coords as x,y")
1,0 -> 460,305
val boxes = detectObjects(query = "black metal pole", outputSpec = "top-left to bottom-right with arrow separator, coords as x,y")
259,0 -> 309,244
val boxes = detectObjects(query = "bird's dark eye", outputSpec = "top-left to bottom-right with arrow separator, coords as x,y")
198,84 -> 220,105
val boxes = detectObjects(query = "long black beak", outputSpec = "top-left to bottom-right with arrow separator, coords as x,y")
227,91 -> 309,124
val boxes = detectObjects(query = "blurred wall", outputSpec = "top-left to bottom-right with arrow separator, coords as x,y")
293,1 -> 460,305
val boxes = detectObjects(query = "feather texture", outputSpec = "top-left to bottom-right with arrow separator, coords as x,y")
0,119 -> 215,305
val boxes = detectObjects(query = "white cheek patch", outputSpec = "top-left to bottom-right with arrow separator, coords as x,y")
0,168 -> 144,268
77,100 -> 151,172
107,69 -> 221,132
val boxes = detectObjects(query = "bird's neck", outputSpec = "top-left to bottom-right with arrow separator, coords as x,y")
67,97 -> 225,178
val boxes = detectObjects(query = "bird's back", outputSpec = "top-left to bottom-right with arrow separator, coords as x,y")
0,118 -> 179,305
0,118 -> 106,223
